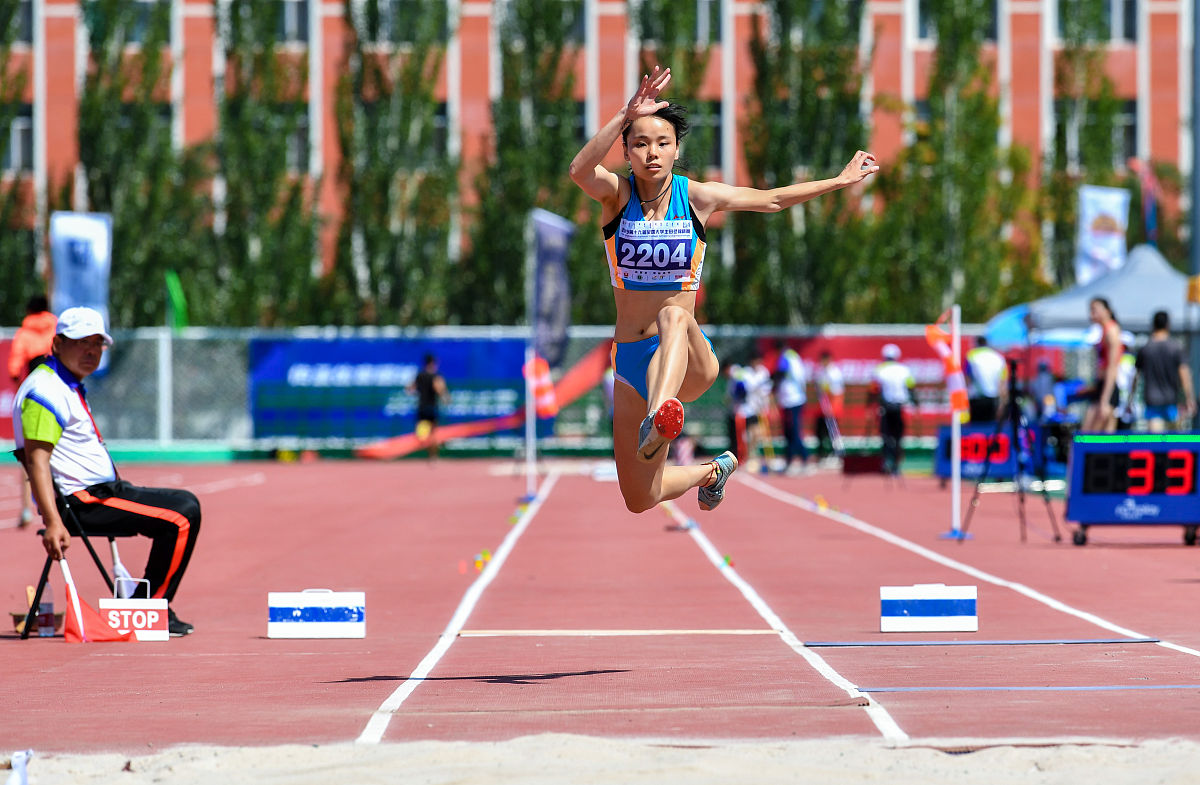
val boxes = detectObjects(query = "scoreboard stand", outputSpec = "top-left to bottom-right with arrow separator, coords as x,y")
1066,434 -> 1200,546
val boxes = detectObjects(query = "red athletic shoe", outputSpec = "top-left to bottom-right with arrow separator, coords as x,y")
637,398 -> 685,462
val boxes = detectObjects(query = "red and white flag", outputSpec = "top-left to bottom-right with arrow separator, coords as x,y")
60,560 -> 133,643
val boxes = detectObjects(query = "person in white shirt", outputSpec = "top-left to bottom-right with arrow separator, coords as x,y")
868,344 -> 915,475
13,307 -> 200,636
813,349 -> 845,461
964,336 -> 1008,423
773,339 -> 810,474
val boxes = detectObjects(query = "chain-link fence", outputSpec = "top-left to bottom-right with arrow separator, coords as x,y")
7,323 -> 1096,456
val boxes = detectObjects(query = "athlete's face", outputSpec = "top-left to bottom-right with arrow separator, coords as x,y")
1089,300 -> 1108,324
623,116 -> 679,178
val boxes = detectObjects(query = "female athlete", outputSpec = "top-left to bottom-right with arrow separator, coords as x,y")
568,66 -> 878,513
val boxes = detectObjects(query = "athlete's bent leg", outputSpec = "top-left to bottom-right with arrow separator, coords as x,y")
614,382 -> 727,513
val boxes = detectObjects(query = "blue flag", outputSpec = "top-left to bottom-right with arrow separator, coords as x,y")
531,208 -> 574,368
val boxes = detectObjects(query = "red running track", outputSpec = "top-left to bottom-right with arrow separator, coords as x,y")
2,459 -> 1199,753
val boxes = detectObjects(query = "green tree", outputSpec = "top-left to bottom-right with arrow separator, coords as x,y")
333,0 -> 457,325
212,0 -> 321,326
77,0 -> 215,327
0,0 -> 34,324
454,0 -> 590,325
715,0 -> 871,325
865,0 -> 1042,322
1041,0 -> 1122,286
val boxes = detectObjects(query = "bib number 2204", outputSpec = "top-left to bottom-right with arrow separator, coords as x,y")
617,240 -> 688,270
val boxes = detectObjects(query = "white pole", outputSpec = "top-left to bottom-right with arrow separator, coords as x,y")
524,214 -> 537,500
157,327 -> 173,444
950,304 -> 962,537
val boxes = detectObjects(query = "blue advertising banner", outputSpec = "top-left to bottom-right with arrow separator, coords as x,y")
249,337 -> 527,439
531,208 -> 574,369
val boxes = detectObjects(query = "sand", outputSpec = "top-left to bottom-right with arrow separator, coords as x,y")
9,735 -> 1200,785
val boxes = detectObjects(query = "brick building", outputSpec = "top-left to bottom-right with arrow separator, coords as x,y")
5,0 -> 1192,271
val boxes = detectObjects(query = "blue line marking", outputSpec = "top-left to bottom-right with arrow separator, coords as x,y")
880,599 -> 976,617
805,638 -> 1159,648
269,606 -> 364,623
861,684 -> 1200,693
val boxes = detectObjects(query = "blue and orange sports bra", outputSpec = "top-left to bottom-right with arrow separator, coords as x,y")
602,174 -> 707,291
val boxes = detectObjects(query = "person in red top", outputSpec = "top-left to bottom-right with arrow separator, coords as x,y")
1082,296 -> 1123,433
8,295 -> 56,528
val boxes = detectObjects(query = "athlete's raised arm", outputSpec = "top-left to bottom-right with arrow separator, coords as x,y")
569,67 -> 672,209
690,150 -> 878,221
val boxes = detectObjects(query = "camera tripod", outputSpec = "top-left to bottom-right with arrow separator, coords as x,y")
960,360 -> 1063,543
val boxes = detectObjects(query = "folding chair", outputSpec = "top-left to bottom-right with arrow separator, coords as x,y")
13,449 -> 133,639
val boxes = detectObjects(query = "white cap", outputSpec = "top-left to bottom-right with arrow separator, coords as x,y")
881,343 -> 901,360
56,307 -> 113,346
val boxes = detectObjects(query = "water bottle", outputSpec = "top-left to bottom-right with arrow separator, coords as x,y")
37,584 -> 55,637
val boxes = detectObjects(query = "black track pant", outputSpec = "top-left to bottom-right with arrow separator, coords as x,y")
65,480 -> 201,602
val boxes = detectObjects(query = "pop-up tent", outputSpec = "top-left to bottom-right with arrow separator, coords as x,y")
986,244 -> 1192,346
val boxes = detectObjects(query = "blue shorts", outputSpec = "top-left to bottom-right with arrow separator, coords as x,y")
1144,404 -> 1178,423
611,329 -> 715,401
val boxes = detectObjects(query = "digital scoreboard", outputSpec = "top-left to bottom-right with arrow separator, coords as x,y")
1065,434 -> 1200,545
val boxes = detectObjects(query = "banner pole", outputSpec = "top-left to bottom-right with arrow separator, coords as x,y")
951,304 -> 963,538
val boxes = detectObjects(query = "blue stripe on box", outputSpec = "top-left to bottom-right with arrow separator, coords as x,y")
269,606 -> 365,623
881,599 -> 976,618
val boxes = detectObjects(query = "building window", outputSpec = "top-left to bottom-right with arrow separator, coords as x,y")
2,104 -> 32,173
82,0 -> 171,46
1053,98 -> 1135,172
1057,0 -> 1136,42
689,101 -> 722,171
917,0 -> 996,42
562,0 -> 584,44
1115,99 -> 1136,169
360,0 -> 450,46
637,0 -> 721,45
285,108 -> 310,173
277,0 -> 309,44
14,0 -> 32,44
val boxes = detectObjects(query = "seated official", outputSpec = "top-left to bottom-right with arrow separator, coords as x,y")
11,307 -> 201,637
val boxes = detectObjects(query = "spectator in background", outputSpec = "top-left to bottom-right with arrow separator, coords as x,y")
8,295 -> 57,529
1028,360 -> 1057,422
739,349 -> 773,474
772,339 -> 810,476
1132,310 -> 1196,432
1082,297 -> 1124,433
868,343 -> 915,476
813,349 -> 845,463
409,353 -> 449,460
964,336 -> 1008,424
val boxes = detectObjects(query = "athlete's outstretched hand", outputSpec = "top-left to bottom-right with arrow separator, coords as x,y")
839,150 -> 880,185
625,67 -> 671,122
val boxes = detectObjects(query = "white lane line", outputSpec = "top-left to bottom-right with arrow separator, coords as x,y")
459,629 -> 780,637
189,472 -> 267,495
659,500 -> 909,744
738,473 -> 1200,660
355,471 -> 561,745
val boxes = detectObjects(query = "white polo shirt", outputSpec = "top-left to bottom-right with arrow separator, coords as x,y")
12,357 -> 117,495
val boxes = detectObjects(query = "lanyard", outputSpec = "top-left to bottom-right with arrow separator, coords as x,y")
77,388 -> 118,478
77,389 -> 104,443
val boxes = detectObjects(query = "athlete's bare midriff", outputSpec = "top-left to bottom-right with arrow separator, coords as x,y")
612,288 -> 697,343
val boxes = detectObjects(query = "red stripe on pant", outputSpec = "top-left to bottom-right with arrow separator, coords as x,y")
72,489 -> 191,600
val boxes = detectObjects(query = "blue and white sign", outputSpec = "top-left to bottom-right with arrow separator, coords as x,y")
880,584 -> 978,632
267,590 -> 365,639
50,211 -> 112,319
